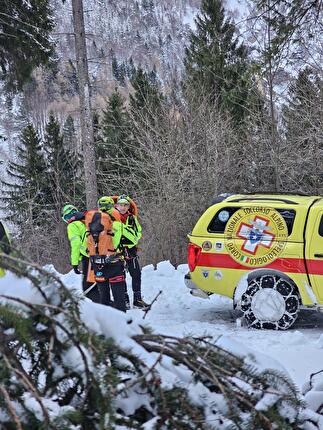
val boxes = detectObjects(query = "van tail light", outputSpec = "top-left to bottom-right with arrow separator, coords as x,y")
188,243 -> 202,272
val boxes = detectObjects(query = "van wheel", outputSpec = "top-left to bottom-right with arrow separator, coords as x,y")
241,274 -> 299,330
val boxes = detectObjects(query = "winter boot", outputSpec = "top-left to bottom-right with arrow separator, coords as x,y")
133,298 -> 149,309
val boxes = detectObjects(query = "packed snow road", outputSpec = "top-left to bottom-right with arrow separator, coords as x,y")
132,261 -> 323,388
61,260 -> 323,388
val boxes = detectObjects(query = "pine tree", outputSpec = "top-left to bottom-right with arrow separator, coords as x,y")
128,67 -> 167,196
97,89 -> 133,194
64,59 -> 79,96
142,0 -> 154,11
130,66 -> 164,126
0,0 -> 54,91
112,57 -> 127,86
62,115 -> 77,152
284,68 -> 322,145
254,0 -> 322,60
184,0 -> 252,123
118,62 -> 127,86
127,57 -> 136,79
44,114 -> 84,269
1,124 -> 48,228
282,67 -> 323,193
45,114 -> 83,209
112,56 -> 120,81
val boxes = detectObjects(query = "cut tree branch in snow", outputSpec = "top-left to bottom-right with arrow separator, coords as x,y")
0,293 -> 92,381
132,333 -> 300,429
2,355 -> 51,426
0,384 -> 23,430
1,254 -> 322,428
142,290 -> 162,319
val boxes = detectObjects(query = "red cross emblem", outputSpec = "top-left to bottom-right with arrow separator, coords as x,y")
236,216 -> 275,255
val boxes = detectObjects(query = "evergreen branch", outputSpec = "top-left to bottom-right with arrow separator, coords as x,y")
0,11 -> 53,41
0,294 -> 92,393
0,254 -> 318,428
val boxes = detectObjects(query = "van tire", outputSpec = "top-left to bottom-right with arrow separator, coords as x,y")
241,274 -> 299,330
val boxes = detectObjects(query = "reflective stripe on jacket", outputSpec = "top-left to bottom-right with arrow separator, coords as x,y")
115,214 -> 142,249
67,220 -> 88,265
111,220 -> 123,251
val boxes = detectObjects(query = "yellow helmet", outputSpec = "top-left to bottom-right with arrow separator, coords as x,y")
98,196 -> 114,212
61,204 -> 78,223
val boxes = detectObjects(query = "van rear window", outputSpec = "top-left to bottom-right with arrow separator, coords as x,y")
208,207 -> 296,235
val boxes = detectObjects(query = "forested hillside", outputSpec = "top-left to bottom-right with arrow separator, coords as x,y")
0,0 -> 322,271
1,2 -> 323,428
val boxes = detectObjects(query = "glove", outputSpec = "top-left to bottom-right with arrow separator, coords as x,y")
73,265 -> 82,274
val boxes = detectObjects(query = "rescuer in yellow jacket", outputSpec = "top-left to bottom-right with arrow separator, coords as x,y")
114,195 -> 148,309
0,221 -> 11,278
61,204 -> 100,303
63,198 -> 127,311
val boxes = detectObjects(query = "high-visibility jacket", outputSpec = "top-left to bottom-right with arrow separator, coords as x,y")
0,221 -> 11,278
115,213 -> 142,249
67,220 -> 88,266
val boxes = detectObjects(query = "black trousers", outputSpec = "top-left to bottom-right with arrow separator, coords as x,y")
97,260 -> 126,312
81,256 -> 100,303
125,247 -> 142,302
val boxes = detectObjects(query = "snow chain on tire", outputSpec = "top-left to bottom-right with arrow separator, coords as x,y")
241,274 -> 300,330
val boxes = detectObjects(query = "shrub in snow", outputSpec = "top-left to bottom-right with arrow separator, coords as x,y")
0,254 -> 323,429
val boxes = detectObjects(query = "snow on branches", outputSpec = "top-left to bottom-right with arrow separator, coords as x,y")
0,254 -> 322,429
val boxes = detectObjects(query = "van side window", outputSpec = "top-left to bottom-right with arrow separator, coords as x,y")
207,207 -> 239,233
208,207 -> 296,235
277,209 -> 296,235
318,215 -> 323,237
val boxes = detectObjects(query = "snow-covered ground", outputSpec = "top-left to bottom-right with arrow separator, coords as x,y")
1,260 -> 323,425
59,260 -> 323,389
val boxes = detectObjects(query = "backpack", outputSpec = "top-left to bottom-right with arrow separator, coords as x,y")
84,210 -> 120,282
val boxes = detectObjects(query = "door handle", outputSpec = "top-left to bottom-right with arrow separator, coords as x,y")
314,254 -> 323,258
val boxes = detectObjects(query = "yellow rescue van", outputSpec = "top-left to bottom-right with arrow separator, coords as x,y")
185,194 -> 323,329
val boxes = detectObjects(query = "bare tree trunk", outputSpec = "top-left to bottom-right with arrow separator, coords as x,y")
266,0 -> 280,192
71,0 -> 98,208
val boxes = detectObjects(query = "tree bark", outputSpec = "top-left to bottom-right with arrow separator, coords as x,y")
266,0 -> 280,192
71,0 -> 98,208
